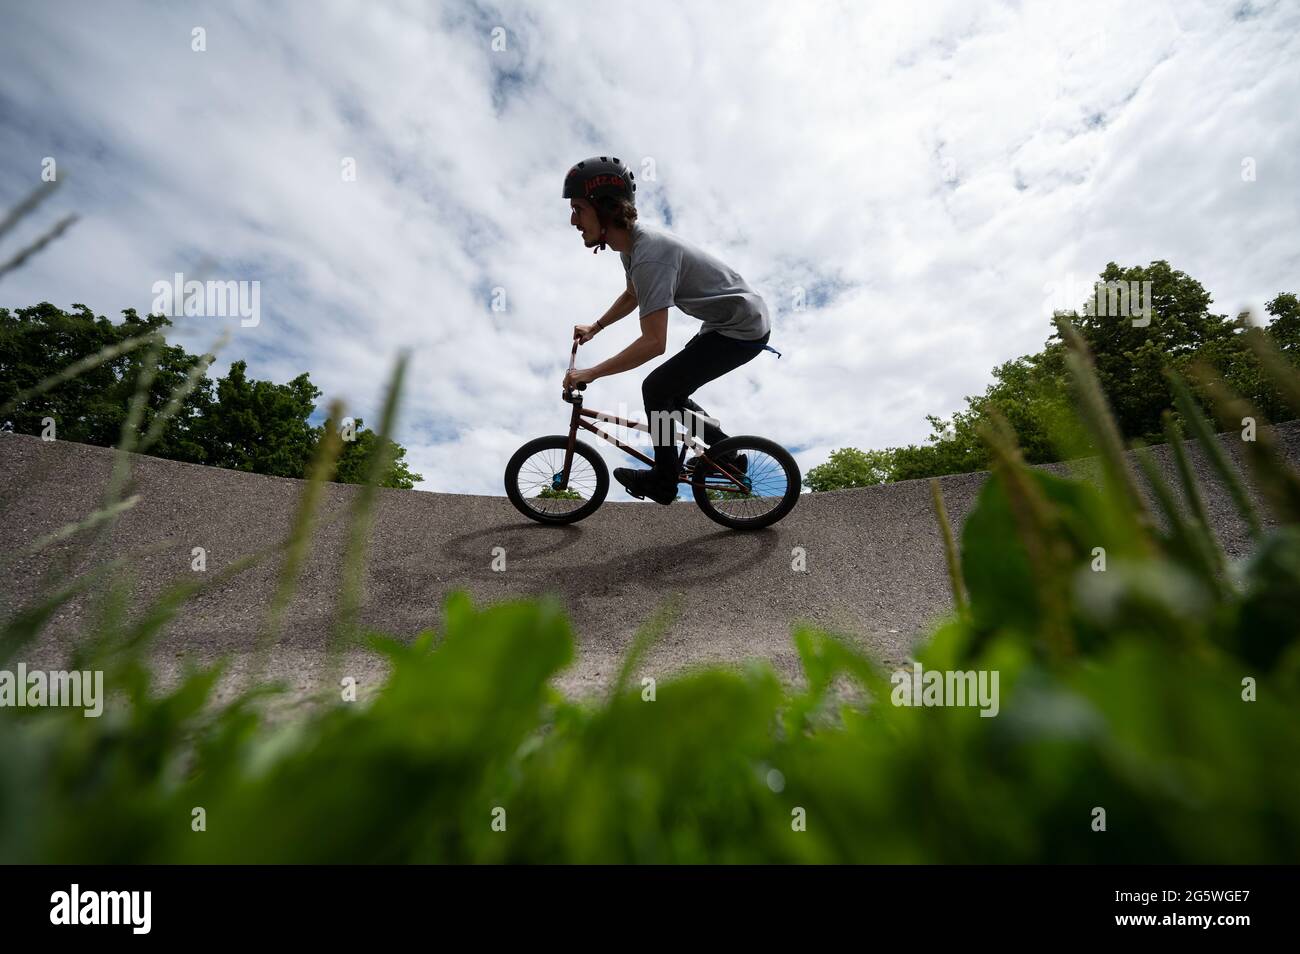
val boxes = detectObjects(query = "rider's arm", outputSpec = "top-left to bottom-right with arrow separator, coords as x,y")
588,309 -> 667,378
595,279 -> 637,331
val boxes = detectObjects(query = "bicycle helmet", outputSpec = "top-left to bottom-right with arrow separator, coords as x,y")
564,156 -> 636,252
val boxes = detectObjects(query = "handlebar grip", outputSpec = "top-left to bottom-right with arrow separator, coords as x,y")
577,382 -> 587,391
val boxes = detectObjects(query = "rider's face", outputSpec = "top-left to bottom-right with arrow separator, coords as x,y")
570,199 -> 600,247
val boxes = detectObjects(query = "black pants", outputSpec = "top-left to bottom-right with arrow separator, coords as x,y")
641,329 -> 770,483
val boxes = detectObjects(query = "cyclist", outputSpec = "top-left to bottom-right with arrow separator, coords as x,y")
561,155 -> 775,504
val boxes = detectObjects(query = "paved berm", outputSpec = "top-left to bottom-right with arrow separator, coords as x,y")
1,423 -> 1295,705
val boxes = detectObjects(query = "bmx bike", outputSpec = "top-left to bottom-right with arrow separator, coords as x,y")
504,338 -> 801,530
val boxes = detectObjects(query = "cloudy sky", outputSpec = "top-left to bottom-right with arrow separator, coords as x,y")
2,0 -> 1297,497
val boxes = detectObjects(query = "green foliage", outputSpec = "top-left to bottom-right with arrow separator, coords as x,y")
0,181 -> 79,280
535,486 -> 581,500
201,360 -> 320,477
4,319 -> 1300,863
1216,294 -> 1300,424
808,265 -> 1298,487
891,353 -> 1082,481
1049,261 -> 1233,443
0,302 -> 420,488
328,417 -> 423,489
0,303 -> 212,457
803,447 -> 896,491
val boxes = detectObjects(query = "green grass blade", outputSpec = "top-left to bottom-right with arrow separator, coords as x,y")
0,540 -> 175,666
611,593 -> 681,703
254,399 -> 347,680
1055,318 -> 1154,535
0,214 -> 79,281
1162,410 -> 1227,581
333,353 -> 409,655
1131,441 -> 1223,593
929,478 -> 968,616
1167,370 -> 1262,538
977,411 -> 1076,662
99,336 -> 163,514
137,332 -> 228,454
0,181 -> 62,241
1188,362 -> 1300,525
1243,325 -> 1300,419
24,495 -> 141,555
0,331 -> 159,420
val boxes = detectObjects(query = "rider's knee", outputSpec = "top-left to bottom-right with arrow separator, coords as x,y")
642,377 -> 673,408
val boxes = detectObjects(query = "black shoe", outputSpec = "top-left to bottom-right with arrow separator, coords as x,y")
684,452 -> 747,479
614,467 -> 678,505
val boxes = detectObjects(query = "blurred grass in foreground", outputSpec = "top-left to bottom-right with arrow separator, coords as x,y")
2,314 -> 1300,863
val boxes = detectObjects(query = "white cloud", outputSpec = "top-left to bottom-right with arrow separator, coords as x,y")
2,0 -> 1297,498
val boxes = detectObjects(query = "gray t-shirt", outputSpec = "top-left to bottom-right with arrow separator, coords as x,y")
619,223 -> 770,341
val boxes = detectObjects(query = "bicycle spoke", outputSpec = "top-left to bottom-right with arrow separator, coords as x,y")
702,447 -> 792,523
513,446 -> 600,515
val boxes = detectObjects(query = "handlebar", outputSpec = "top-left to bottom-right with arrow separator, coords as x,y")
564,336 -> 587,400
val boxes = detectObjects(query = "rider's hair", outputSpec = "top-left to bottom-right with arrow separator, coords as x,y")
594,195 -> 637,230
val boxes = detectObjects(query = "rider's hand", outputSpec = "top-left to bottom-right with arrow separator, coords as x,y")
563,367 -> 595,391
573,322 -> 601,344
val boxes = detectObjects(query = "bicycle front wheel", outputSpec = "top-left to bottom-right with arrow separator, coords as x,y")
505,435 -> 609,524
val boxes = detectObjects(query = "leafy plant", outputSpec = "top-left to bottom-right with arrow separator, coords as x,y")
803,447 -> 896,492
0,303 -> 422,487
536,486 -> 582,500
807,264 -> 1299,489
4,247 -> 1300,861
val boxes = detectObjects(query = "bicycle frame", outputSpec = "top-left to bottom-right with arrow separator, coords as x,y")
560,339 -> 749,494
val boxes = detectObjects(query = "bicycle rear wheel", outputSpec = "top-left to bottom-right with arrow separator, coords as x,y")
505,435 -> 609,524
690,435 -> 800,530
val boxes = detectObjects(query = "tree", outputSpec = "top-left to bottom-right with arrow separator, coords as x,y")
0,303 -> 214,458
1217,294 -> 1300,424
198,360 -> 321,478
803,264 -> 1298,488
1,302 -> 423,488
1041,261 -> 1239,444
1264,293 -> 1300,356
803,447 -> 897,491
326,417 -> 424,489
883,347 -> 1086,483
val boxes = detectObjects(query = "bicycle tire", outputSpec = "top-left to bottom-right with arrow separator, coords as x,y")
505,435 -> 609,525
690,435 -> 800,531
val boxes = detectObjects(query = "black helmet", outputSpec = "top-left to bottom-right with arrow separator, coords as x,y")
565,156 -> 636,254
563,155 -> 636,203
